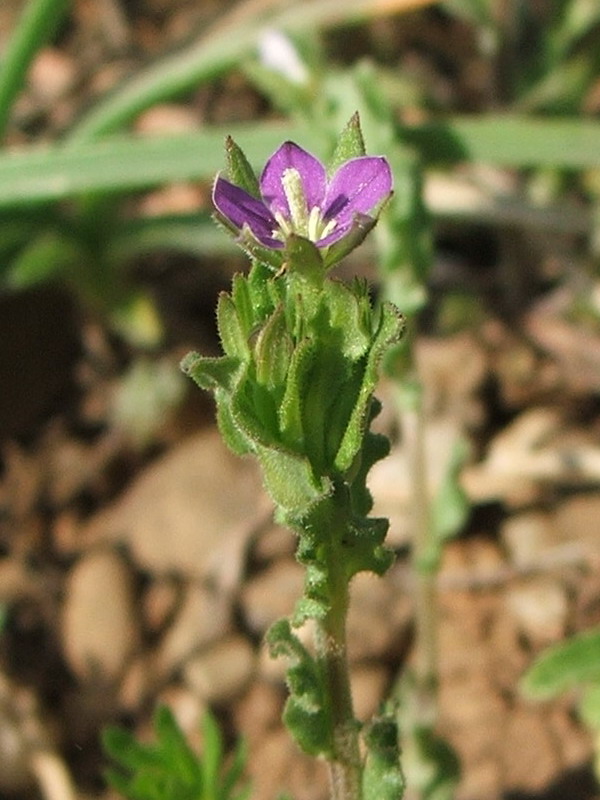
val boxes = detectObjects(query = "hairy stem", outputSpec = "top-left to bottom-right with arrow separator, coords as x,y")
315,507 -> 362,800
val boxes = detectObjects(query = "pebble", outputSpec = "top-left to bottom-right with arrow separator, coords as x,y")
183,635 -> 255,703
350,664 -> 389,722
153,582 -> 232,678
347,572 -> 412,662
241,560 -> 305,634
505,578 -> 568,645
501,708 -> 559,792
62,549 -> 138,681
82,429 -> 265,583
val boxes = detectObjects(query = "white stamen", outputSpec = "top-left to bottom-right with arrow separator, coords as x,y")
281,168 -> 309,235
274,171 -> 338,243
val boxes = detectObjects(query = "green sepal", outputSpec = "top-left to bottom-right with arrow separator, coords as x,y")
217,292 -> 250,359
180,352 -> 240,392
323,213 -> 377,271
266,619 -> 333,758
300,342 -> 353,475
335,302 -> 405,473
279,337 -> 314,449
254,443 -> 332,517
328,111 -> 367,176
225,135 -> 260,198
325,278 -> 371,360
234,222 -> 286,271
362,716 -> 405,800
254,304 -> 292,391
215,388 -> 253,456
247,260 -> 281,323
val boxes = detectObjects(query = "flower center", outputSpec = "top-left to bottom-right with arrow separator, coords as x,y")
273,168 -> 337,244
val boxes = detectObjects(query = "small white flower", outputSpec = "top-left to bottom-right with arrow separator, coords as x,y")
258,28 -> 309,85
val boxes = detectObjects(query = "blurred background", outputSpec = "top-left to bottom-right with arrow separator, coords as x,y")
1,1 -> 600,799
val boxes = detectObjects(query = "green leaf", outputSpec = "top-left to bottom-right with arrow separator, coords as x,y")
103,706 -> 248,800
579,681 -> 600,731
362,717 -> 405,800
224,136 -> 261,198
266,619 -> 333,758
154,707 -> 202,787
254,305 -> 292,391
327,111 -> 367,176
254,443 -> 332,516
180,352 -> 241,393
520,627 -> 600,700
217,293 -> 250,360
5,230 -> 83,288
279,338 -> 315,449
325,278 -> 371,360
199,711 -> 223,796
215,387 -> 253,457
335,302 -> 405,473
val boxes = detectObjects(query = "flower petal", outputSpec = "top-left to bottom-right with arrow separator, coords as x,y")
260,142 -> 327,218
213,175 -> 282,248
323,156 -> 392,226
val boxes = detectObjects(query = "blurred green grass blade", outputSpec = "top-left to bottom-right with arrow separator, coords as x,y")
403,115 -> 600,168
549,0 -> 600,63
0,0 -> 70,139
109,214 -> 236,262
0,122 -> 318,207
2,116 -> 600,209
4,229 -> 82,288
68,0 -> 437,141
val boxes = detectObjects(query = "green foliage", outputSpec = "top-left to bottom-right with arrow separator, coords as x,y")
521,627 -> 600,782
400,727 -> 460,800
0,0 -> 69,139
520,627 -> 600,700
103,706 -> 250,800
267,619 -> 333,758
362,717 -> 405,800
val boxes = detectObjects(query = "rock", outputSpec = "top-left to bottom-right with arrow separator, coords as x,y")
241,560 -> 304,634
505,578 -> 568,646
153,582 -> 232,678
501,708 -> 559,792
501,511 -> 565,569
350,665 -> 389,722
183,635 -> 255,703
347,572 -> 412,662
249,729 -> 328,800
252,523 -> 296,562
62,549 -> 138,681
81,429 -> 266,583
555,494 -> 600,552
233,680 -> 283,745
370,416 -> 467,547
142,577 -> 180,634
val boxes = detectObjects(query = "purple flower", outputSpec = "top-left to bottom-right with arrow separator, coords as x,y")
213,141 -> 392,261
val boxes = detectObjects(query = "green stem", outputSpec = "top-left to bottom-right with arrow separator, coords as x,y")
401,389 -> 438,727
315,502 -> 362,800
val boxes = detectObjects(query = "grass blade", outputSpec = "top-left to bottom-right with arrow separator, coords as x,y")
0,0 -> 70,139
